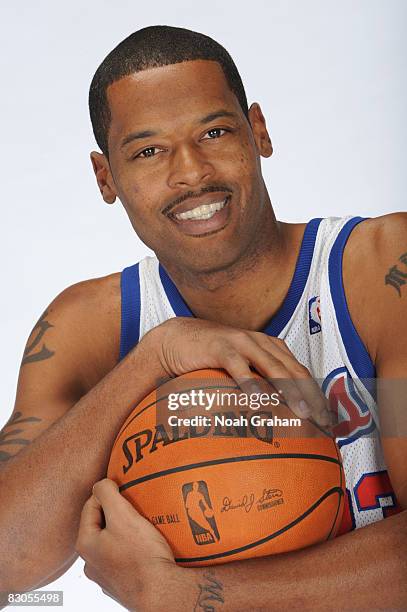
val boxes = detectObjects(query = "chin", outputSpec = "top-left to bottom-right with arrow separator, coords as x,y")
182,250 -> 244,276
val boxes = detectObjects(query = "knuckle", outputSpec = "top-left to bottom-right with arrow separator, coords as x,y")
92,481 -> 102,497
266,336 -> 287,348
222,349 -> 241,363
230,329 -> 250,344
274,337 -> 287,346
92,477 -> 109,495
207,336 -> 225,353
293,363 -> 310,377
250,330 -> 265,340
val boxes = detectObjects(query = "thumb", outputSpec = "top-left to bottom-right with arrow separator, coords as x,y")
92,478 -> 138,526
93,479 -> 175,562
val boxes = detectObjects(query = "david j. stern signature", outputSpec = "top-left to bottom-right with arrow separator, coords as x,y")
221,488 -> 283,513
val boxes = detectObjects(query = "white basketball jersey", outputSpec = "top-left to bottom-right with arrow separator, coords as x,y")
119,216 -> 401,535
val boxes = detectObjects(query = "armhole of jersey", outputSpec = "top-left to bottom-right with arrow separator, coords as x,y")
328,217 -> 376,388
119,263 -> 141,362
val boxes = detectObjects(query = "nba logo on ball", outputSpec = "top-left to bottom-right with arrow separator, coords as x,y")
308,296 -> 322,335
182,481 -> 220,545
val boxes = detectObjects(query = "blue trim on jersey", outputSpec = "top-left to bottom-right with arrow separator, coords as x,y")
119,263 -> 141,360
328,217 -> 376,396
337,421 -> 377,448
158,217 -> 323,337
262,218 -> 322,336
158,264 -> 193,318
119,217 -> 322,360
344,488 -> 356,531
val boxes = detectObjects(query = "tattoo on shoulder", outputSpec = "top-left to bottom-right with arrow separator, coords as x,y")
194,570 -> 224,612
0,411 -> 42,462
384,252 -> 407,297
22,309 -> 55,366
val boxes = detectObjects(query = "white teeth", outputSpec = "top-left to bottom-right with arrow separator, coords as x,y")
175,198 -> 227,221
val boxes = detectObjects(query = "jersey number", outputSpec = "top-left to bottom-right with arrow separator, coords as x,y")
337,470 -> 401,535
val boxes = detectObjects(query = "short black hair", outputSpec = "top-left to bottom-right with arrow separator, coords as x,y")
89,25 -> 249,157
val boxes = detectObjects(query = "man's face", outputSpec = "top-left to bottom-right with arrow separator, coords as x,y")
93,60 -> 272,274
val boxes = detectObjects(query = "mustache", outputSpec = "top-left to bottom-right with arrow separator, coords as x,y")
162,184 -> 233,216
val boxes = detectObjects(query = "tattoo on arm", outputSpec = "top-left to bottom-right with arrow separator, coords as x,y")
0,411 -> 42,462
22,310 -> 55,365
194,570 -> 224,612
384,252 -> 407,297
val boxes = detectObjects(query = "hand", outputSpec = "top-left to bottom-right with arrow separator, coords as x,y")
75,479 -> 191,611
142,317 -> 332,427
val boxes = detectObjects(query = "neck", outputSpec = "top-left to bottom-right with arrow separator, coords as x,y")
160,219 -> 307,332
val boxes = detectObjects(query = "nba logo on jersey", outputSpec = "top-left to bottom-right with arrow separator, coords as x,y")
308,296 -> 321,335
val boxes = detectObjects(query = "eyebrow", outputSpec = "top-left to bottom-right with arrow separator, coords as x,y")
120,109 -> 239,149
199,109 -> 239,124
120,129 -> 158,149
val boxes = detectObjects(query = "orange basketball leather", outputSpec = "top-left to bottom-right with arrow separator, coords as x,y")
108,369 -> 345,566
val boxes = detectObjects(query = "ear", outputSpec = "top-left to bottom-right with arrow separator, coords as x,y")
248,103 -> 273,158
90,151 -> 117,204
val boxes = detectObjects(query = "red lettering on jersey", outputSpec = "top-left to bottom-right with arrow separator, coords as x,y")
355,471 -> 401,517
336,471 -> 401,537
328,376 -> 371,437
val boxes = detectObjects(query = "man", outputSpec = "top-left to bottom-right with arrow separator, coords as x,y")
0,25 -> 406,610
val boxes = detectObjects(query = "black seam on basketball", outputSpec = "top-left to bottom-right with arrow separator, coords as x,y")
114,384 -> 239,440
174,486 -> 344,563
326,438 -> 345,540
118,453 -> 341,491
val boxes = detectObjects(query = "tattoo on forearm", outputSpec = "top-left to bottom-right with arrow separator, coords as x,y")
194,570 -> 224,612
22,310 -> 55,365
384,252 -> 407,297
0,411 -> 42,461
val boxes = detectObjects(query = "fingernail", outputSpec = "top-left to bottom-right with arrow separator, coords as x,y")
248,382 -> 262,395
298,400 -> 312,418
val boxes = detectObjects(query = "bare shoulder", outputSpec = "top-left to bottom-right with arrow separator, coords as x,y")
42,271 -> 122,388
345,212 -> 407,254
0,271 -> 122,464
343,212 -> 407,364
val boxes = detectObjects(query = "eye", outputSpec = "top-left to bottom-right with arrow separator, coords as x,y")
202,128 -> 228,140
135,146 -> 162,159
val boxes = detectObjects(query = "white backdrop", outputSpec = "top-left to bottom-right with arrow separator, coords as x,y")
1,1 -> 406,609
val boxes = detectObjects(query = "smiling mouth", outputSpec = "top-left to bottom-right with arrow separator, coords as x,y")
172,197 -> 228,221
167,195 -> 232,237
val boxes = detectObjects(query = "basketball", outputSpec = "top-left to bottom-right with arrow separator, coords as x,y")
108,369 -> 345,566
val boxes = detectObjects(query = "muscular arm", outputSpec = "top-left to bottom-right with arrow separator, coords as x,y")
0,281 -> 167,592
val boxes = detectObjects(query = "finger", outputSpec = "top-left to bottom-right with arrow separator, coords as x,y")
243,342 -> 309,416
92,478 -> 138,527
76,495 -> 105,557
254,335 -> 332,426
78,495 -> 104,538
220,351 -> 264,395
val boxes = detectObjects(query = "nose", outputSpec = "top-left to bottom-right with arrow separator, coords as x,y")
167,143 -> 215,188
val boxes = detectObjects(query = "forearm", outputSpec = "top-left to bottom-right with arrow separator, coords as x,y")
180,510 -> 407,611
0,333 -> 166,591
